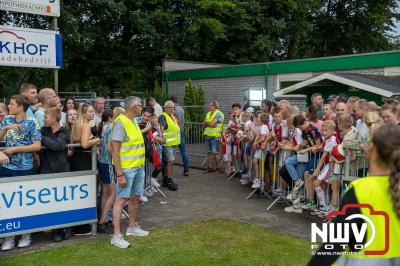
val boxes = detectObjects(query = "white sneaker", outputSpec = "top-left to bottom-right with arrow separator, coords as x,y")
240,178 -> 251,185
284,205 -> 303,214
17,234 -> 31,248
151,178 -> 160,188
140,195 -> 148,202
293,180 -> 304,192
111,234 -> 130,248
293,195 -> 301,205
286,192 -> 295,200
1,237 -> 15,251
126,226 -> 149,237
251,178 -> 261,189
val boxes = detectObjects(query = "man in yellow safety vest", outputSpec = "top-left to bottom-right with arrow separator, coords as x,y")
203,100 -> 224,174
110,96 -> 149,249
159,100 -> 180,191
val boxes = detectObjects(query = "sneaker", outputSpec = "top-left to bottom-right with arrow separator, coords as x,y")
1,237 -> 15,251
317,206 -> 331,218
293,195 -> 302,205
163,178 -> 178,191
126,226 -> 149,237
140,195 -> 148,203
111,234 -> 130,248
300,200 -> 314,210
284,205 -> 303,214
97,223 -> 108,234
293,179 -> 304,192
183,170 -> 189,176
240,178 -> 251,185
286,192 -> 295,200
17,234 -> 31,248
151,178 -> 160,188
251,178 -> 261,189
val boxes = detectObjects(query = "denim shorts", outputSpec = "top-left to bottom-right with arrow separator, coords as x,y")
0,166 -> 35,177
162,146 -> 176,161
116,166 -> 145,198
205,136 -> 220,154
98,162 -> 115,184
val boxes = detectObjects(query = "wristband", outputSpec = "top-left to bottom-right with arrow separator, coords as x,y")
117,174 -> 124,177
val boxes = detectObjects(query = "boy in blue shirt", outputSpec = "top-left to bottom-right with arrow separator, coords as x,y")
0,95 -> 41,251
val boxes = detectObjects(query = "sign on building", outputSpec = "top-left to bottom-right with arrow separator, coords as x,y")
0,25 -> 62,69
0,172 -> 97,237
0,0 -> 60,17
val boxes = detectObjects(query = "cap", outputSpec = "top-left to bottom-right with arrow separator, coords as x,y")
246,107 -> 255,113
328,95 -> 337,101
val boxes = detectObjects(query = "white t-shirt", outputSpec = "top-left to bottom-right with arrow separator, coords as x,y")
154,103 -> 163,117
272,120 -> 289,140
290,128 -> 303,145
323,135 -> 338,153
94,112 -> 102,127
356,119 -> 369,145
244,120 -> 253,131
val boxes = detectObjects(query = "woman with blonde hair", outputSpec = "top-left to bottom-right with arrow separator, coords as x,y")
364,111 -> 383,141
69,102 -> 100,171
0,103 -> 7,124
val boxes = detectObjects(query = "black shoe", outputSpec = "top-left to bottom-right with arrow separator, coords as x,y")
51,230 -> 63,242
63,228 -> 72,240
97,223 -> 107,234
163,178 -> 179,191
183,170 -> 189,176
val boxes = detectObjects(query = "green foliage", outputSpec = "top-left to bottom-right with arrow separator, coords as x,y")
183,79 -> 204,123
144,80 -> 167,105
0,0 -> 399,98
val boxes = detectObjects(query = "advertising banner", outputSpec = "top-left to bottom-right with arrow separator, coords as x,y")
0,25 -> 62,69
0,172 -> 97,237
0,0 -> 60,17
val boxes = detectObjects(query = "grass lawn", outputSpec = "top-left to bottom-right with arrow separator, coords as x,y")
0,219 -> 310,266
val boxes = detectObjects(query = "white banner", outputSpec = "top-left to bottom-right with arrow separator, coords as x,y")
0,173 -> 96,236
0,0 -> 60,17
0,25 -> 62,69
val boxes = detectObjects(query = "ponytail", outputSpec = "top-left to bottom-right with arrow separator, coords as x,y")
372,124 -> 400,220
389,149 -> 400,219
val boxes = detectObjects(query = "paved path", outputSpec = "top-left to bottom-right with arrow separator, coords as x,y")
2,167 -> 319,257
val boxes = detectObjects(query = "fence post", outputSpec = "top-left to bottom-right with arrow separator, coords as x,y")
344,147 -> 351,182
91,145 -> 98,236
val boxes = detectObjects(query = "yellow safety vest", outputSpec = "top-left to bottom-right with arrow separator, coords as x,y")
204,110 -> 224,137
112,114 -> 145,169
334,176 -> 400,266
162,112 -> 181,146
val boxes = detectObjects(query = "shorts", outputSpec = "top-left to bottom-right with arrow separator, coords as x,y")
316,164 -> 331,182
254,149 -> 266,159
328,173 -> 340,183
0,167 -> 35,177
205,136 -> 220,154
116,166 -> 145,198
162,146 -> 176,161
98,162 -> 115,184
304,153 -> 317,174
244,142 -> 252,156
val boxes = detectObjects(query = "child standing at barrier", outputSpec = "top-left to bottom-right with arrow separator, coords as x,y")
337,114 -> 360,190
270,108 -> 289,194
239,112 -> 254,184
221,126 -> 230,176
97,109 -> 115,233
252,111 -> 269,189
307,121 -> 339,215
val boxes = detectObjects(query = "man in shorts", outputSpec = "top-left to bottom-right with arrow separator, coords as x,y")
111,96 -> 149,249
203,100 -> 224,174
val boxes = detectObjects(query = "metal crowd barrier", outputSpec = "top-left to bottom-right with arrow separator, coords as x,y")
0,144 -> 98,238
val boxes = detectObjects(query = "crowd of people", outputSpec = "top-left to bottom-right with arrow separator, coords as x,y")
1,84 -> 400,252
202,93 -> 400,218
0,84 -> 189,250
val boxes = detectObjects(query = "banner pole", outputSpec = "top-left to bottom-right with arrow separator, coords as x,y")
53,17 -> 59,93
